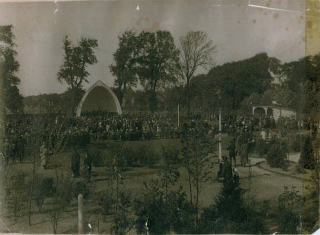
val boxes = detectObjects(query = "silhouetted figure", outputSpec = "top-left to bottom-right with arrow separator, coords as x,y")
222,156 -> 233,183
40,142 -> 49,169
71,148 -> 80,177
240,142 -> 249,166
83,149 -> 92,181
233,168 -> 239,186
227,139 -> 237,167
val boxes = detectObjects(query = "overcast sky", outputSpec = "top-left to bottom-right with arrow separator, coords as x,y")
0,0 -> 307,96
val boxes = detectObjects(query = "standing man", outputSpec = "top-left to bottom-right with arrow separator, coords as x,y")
227,138 -> 237,167
71,147 -> 80,177
83,149 -> 92,181
2,139 -> 10,166
40,142 -> 49,169
17,135 -> 25,163
240,141 -> 249,167
233,168 -> 239,186
222,156 -> 233,184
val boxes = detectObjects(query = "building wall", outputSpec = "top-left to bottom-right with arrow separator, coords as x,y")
252,106 -> 296,121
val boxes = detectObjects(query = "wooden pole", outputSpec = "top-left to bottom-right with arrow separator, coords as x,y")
78,194 -> 84,234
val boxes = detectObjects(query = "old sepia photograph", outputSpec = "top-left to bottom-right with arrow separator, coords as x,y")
0,0 -> 319,234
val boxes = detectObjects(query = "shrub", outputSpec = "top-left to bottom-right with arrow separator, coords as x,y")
116,146 -> 140,170
98,191 -> 114,215
266,142 -> 287,168
73,180 -> 90,199
299,136 -> 316,169
6,173 -> 28,217
255,138 -> 267,156
206,179 -> 267,234
277,186 -> 303,234
90,148 -> 103,167
292,134 -> 304,152
136,145 -> 160,168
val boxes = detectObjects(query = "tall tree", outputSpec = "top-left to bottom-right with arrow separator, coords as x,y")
110,31 -> 138,106
206,53 -> 281,110
135,31 -> 180,112
57,36 -> 98,115
0,25 -> 22,114
181,126 -> 214,228
179,31 -> 216,116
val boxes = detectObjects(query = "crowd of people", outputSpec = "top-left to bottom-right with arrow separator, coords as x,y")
1,112 -> 308,169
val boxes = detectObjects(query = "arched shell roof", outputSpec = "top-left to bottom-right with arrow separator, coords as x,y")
76,80 -> 122,116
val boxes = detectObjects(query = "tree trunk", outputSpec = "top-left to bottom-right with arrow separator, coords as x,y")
187,77 -> 191,118
28,155 -> 36,226
188,169 -> 193,205
195,154 -> 199,228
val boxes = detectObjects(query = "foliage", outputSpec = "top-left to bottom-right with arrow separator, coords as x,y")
179,31 -> 216,115
33,176 -> 56,212
57,36 -> 98,114
266,141 -> 288,168
0,25 -> 20,87
59,88 -> 85,115
202,179 -> 267,234
90,148 -> 103,167
255,138 -> 268,156
6,173 -> 28,217
134,186 -> 195,235
110,31 -> 138,106
169,188 -> 197,234
281,54 -> 320,117
149,146 -> 180,206
214,180 -> 246,224
134,193 -> 169,235
5,85 -> 23,113
57,36 -> 98,90
277,186 -> 304,234
73,180 -> 91,199
206,53 -> 281,109
299,135 -> 316,169
135,30 -> 181,112
292,133 -> 304,152
180,126 -> 214,227
0,25 -> 23,114
301,171 -> 319,232
133,146 -> 196,234
136,145 -> 160,168
111,190 -> 134,235
118,146 -> 138,167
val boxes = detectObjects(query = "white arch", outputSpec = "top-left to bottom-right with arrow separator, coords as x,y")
76,80 -> 122,117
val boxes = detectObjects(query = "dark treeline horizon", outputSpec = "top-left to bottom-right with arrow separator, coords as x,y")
21,51 -> 317,119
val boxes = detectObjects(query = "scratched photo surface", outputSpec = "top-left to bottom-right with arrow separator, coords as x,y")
0,0 -> 319,234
